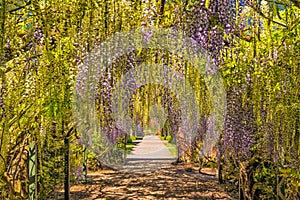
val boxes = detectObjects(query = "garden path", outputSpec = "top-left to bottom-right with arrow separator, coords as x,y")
51,135 -> 238,199
122,135 -> 176,172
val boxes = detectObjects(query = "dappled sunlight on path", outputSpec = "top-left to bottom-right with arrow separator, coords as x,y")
50,136 -> 237,199
52,163 -> 237,199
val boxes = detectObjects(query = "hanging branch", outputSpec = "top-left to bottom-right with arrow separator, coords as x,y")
0,0 -> 6,58
158,0 -> 166,24
291,0 -> 300,8
244,1 -> 287,27
8,0 -> 32,13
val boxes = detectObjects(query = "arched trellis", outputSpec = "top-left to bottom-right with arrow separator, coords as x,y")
73,27 -> 226,170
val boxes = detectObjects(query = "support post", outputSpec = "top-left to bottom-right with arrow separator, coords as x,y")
83,145 -> 87,184
29,141 -> 37,200
218,163 -> 223,184
124,134 -> 127,164
64,136 -> 70,200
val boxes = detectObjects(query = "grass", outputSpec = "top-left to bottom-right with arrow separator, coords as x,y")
164,142 -> 177,157
125,142 -> 136,153
125,135 -> 144,153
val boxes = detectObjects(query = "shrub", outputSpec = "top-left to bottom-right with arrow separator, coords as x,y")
166,135 -> 172,143
130,135 -> 136,141
127,137 -> 132,143
127,135 -> 136,143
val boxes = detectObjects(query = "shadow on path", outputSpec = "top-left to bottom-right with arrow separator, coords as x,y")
51,164 -> 237,200
50,135 -> 237,199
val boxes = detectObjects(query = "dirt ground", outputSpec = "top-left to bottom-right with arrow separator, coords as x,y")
50,164 -> 238,200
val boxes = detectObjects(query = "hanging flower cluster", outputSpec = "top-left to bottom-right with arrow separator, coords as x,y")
223,86 -> 256,160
